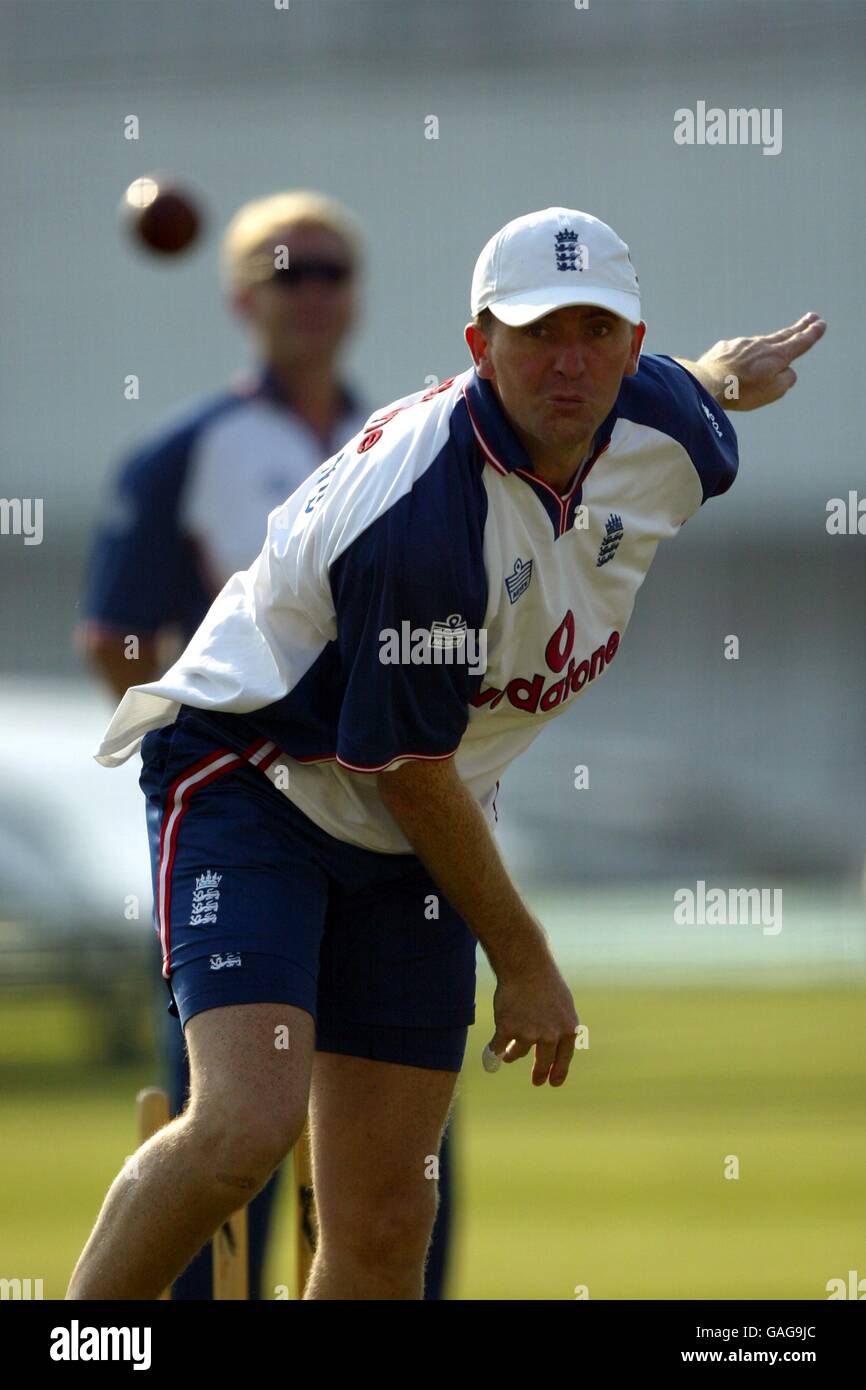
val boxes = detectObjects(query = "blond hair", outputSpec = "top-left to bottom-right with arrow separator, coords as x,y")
221,191 -> 363,291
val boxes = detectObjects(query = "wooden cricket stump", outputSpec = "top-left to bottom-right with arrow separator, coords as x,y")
136,1086 -> 249,1300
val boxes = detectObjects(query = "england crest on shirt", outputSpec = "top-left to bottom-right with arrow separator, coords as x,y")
596,513 -> 624,567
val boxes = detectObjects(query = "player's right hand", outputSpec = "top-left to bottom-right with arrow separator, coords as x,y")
488,960 -> 579,1088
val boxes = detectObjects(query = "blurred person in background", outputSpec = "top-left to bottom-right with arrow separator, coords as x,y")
75,190 -> 458,1300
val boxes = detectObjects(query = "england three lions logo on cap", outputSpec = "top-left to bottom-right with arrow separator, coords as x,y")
505,557 -> 533,604
555,229 -> 586,273
469,208 -> 641,327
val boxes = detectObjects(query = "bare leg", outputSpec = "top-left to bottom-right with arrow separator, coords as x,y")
303,1052 -> 459,1301
67,1002 -> 313,1300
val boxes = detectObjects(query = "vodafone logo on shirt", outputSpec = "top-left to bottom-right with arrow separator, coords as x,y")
470,611 -> 621,715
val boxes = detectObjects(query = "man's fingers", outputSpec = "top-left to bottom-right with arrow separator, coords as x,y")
531,1038 -> 572,1086
761,366 -> 797,402
781,318 -> 826,362
490,1021 -> 580,1080
490,1030 -> 531,1063
532,1032 -> 577,1086
531,1039 -> 559,1086
503,1036 -> 532,1063
549,1032 -> 577,1087
761,313 -> 826,359
763,311 -> 821,343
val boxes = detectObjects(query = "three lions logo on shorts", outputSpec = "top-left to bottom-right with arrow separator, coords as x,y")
190,870 -> 222,926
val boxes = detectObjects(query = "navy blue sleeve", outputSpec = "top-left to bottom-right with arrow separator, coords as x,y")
328,458 -> 489,772
651,354 -> 739,501
81,430 -> 212,636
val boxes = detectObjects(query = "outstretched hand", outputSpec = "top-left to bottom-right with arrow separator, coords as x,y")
695,312 -> 826,411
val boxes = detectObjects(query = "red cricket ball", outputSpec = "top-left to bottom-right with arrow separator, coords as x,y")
121,176 -> 203,256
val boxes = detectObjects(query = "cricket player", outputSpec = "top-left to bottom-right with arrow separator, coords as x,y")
67,207 -> 824,1301
77,191 -> 369,691
76,189 -> 460,1301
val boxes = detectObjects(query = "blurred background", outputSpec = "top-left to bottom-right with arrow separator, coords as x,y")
1,0 -> 863,1301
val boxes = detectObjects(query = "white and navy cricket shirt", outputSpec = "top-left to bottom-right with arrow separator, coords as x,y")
79,369 -> 368,641
94,354 -> 738,854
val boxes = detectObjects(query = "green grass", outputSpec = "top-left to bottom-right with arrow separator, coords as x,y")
1,985 -> 863,1299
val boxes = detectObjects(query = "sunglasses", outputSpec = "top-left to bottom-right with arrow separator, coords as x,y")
267,260 -> 353,288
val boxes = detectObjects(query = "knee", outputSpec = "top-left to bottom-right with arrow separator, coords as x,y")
185,1098 -> 305,1190
336,1184 -> 438,1269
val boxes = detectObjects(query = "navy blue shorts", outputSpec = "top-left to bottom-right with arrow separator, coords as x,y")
139,707 -> 476,1072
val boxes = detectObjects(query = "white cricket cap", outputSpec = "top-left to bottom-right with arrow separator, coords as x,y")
470,207 -> 641,327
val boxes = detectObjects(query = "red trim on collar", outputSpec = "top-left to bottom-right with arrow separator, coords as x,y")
464,376 -> 614,536
462,384 -> 509,475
